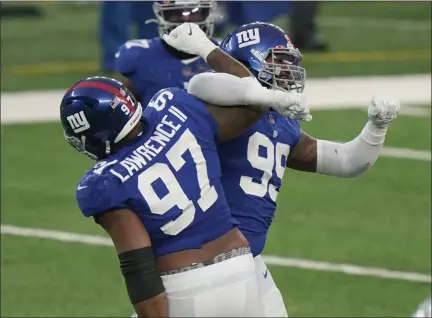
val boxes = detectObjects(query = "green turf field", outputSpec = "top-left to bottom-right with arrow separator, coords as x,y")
1,2 -> 431,91
1,1 -> 431,317
1,108 -> 431,317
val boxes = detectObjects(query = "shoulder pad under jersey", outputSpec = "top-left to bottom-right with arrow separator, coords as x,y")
75,159 -> 126,217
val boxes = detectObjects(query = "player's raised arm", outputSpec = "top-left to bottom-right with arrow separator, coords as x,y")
206,47 -> 253,78
95,209 -> 168,318
163,23 -> 311,141
287,95 -> 400,177
188,72 -> 308,141
163,22 -> 252,78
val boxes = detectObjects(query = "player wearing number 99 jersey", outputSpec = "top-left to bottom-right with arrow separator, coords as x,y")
217,22 -> 400,317
218,23 -> 304,317
59,47 -> 306,317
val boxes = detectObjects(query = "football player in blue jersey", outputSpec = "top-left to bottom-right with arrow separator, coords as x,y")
114,0 -> 218,106
60,45 -> 311,317
164,22 -> 401,317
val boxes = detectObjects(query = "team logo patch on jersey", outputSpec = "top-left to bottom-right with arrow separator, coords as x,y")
182,67 -> 192,77
269,114 -> 275,124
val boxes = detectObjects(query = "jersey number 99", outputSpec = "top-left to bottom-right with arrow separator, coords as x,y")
240,132 -> 290,202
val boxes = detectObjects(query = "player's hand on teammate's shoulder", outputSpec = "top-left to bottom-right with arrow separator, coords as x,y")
368,94 -> 400,128
162,22 -> 217,60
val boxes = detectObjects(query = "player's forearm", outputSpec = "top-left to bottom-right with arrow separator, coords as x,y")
316,120 -> 387,178
98,210 -> 168,317
188,72 -> 300,111
206,48 -> 253,78
118,247 -> 167,317
188,72 -> 259,107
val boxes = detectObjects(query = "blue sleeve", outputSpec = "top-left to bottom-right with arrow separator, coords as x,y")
115,39 -> 151,75
76,172 -> 127,218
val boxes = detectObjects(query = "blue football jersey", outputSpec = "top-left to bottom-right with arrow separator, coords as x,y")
217,111 -> 301,256
115,37 -> 211,106
76,87 -> 237,257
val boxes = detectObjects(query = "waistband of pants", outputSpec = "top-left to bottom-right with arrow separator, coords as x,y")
160,246 -> 252,276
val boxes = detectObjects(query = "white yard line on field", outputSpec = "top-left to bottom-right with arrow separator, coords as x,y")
1,224 -> 431,284
380,147 -> 431,161
262,255 -> 431,283
0,75 -> 430,162
1,75 -> 431,124
399,107 -> 430,117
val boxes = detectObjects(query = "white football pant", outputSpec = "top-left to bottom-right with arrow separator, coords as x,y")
254,255 -> 288,317
132,253 -> 264,317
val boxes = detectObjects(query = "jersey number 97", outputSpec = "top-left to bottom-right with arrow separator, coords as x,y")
137,93 -> 218,236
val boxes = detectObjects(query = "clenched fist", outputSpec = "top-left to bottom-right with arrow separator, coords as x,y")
368,95 -> 400,128
272,91 -> 312,122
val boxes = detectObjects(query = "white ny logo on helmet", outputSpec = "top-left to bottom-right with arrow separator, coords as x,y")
236,28 -> 260,48
66,111 -> 90,133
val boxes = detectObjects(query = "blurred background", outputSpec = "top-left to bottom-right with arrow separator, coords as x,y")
1,0 -> 431,90
1,1 -> 431,317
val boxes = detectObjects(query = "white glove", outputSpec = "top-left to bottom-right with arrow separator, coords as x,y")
273,91 -> 312,122
162,23 -> 217,61
368,95 -> 400,128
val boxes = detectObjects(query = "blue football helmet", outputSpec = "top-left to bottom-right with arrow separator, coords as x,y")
150,0 -> 217,38
220,22 -> 306,93
60,76 -> 143,161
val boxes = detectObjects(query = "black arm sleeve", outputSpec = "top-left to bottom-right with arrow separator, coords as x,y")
118,247 -> 165,304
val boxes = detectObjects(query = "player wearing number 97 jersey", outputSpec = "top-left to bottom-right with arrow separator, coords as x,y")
60,78 -> 261,316
61,76 -> 264,317
59,54 -> 306,318
216,22 -> 400,317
